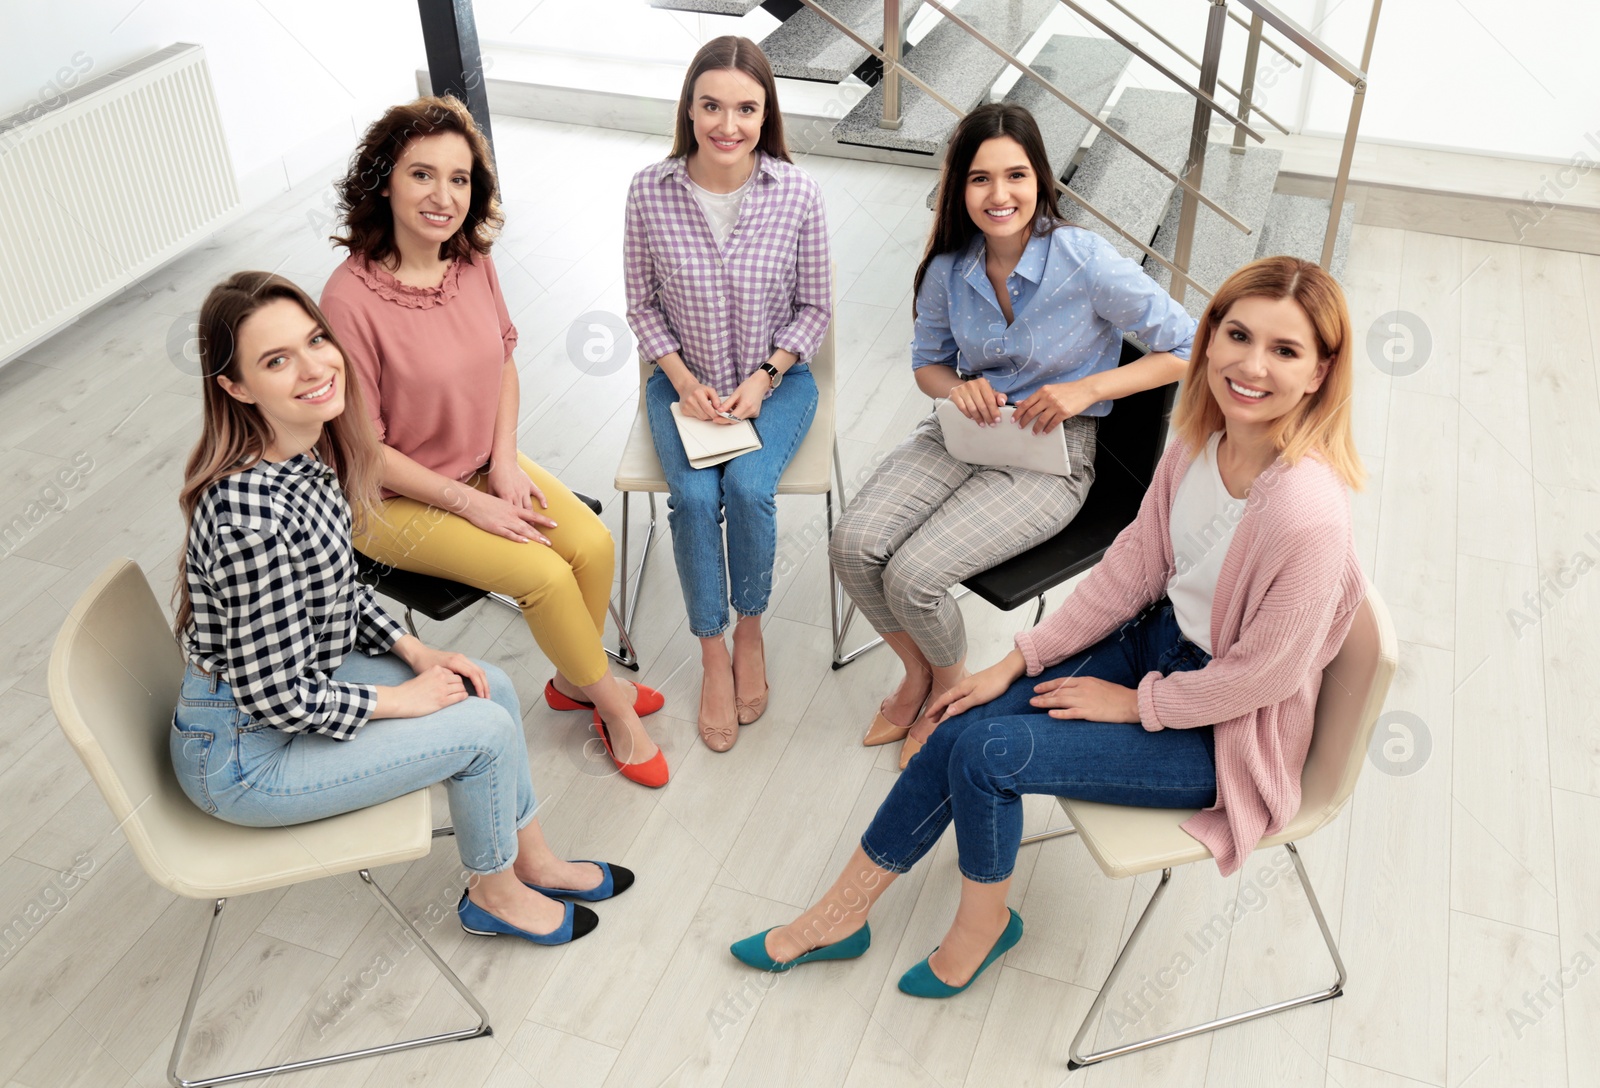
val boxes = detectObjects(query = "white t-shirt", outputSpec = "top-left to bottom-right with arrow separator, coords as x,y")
689,167 -> 756,249
1167,432 -> 1248,653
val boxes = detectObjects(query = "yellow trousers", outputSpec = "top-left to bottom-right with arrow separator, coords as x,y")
356,453 -> 614,686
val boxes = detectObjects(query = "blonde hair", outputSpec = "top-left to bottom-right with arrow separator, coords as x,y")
173,272 -> 384,637
1171,256 -> 1365,489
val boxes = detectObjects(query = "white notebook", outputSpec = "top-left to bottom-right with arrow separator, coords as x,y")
669,402 -> 763,469
934,400 -> 1073,477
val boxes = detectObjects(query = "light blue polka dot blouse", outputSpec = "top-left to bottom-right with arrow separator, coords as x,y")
910,224 -> 1198,416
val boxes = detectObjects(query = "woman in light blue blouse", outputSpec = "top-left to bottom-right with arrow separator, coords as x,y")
829,103 -> 1197,765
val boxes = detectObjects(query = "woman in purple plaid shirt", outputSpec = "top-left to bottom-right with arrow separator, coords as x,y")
624,37 -> 833,753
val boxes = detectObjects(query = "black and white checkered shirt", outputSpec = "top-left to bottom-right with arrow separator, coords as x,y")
182,454 -> 407,740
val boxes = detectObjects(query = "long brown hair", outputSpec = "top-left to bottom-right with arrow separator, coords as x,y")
332,95 -> 504,269
1172,256 -> 1365,489
913,102 -> 1064,312
669,36 -> 790,162
173,272 -> 384,637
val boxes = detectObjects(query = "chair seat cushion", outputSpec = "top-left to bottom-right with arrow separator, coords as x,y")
613,403 -> 836,496
140,778 -> 433,899
355,553 -> 488,623
1058,793 -> 1339,880
963,486 -> 1141,610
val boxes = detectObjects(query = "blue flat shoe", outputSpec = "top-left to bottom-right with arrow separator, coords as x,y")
457,891 -> 598,946
730,923 -> 872,972
898,909 -> 1023,998
524,860 -> 634,902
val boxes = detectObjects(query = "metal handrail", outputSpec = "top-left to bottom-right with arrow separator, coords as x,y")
1225,3 -> 1300,65
917,0 -> 1255,235
1231,0 -> 1383,266
1101,0 -> 1289,135
1054,0 -> 1266,143
1233,0 -> 1365,86
796,0 -> 1215,297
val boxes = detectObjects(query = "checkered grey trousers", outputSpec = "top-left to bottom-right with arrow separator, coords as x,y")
829,411 -> 1098,667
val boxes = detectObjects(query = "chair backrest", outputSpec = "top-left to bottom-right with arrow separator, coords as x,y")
1090,336 -> 1178,505
1287,585 -> 1398,835
47,559 -> 192,889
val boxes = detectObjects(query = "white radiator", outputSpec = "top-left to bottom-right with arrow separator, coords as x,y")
0,43 -> 239,366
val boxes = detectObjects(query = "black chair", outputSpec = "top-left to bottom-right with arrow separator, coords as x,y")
354,491 -> 640,670
832,338 -> 1176,667
961,337 -> 1177,621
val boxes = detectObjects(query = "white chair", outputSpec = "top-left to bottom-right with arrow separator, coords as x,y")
47,559 -> 491,1088
612,318 -> 850,664
1018,585 -> 1397,1069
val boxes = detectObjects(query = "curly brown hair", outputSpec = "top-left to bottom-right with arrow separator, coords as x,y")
332,95 -> 504,267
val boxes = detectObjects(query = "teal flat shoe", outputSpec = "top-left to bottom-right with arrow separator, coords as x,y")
898,909 -> 1023,998
730,923 -> 872,972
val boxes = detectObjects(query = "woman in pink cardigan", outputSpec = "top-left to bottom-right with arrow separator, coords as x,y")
730,256 -> 1367,997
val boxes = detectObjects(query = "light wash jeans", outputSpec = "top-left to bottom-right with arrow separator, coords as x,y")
645,364 -> 818,637
170,654 -> 535,875
859,601 -> 1217,883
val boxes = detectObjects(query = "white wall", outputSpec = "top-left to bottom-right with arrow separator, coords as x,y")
1,0 -> 428,202
1303,0 -> 1599,162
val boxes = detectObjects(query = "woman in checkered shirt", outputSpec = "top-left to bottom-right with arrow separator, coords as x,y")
624,36 -> 833,753
170,273 -> 634,947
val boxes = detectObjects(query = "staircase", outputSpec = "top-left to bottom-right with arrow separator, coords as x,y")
645,0 -> 1361,287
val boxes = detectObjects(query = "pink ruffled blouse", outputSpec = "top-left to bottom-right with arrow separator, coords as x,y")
320,254 -> 518,497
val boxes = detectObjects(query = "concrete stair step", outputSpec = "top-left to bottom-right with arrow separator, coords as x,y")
1254,193 -> 1357,280
762,0 -> 927,84
1059,87 -> 1194,261
831,0 -> 1057,156
1147,143 -> 1283,316
649,0 -> 765,14
925,34 -> 1129,208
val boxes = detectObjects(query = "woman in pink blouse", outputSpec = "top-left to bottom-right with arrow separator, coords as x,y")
321,96 -> 668,789
729,257 -> 1367,997
624,37 -> 832,753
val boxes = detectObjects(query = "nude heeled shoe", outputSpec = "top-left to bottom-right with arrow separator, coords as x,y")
863,693 -> 928,747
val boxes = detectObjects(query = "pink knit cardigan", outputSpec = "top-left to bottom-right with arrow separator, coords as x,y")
1014,438 -> 1366,875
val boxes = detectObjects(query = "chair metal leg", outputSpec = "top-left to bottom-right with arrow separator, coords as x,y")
168,872 -> 491,1087
615,492 -> 657,663
1031,593 -> 1046,626
1065,843 -> 1345,1070
1019,824 -> 1077,846
431,824 -> 456,838
607,601 -> 640,671
403,608 -> 419,638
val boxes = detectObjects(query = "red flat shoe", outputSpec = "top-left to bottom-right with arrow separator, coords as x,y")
545,679 -> 665,718
592,711 -> 670,789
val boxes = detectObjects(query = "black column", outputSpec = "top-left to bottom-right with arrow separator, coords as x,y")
417,0 -> 494,161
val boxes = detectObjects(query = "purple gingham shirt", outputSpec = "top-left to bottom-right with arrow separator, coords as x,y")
624,152 -> 832,396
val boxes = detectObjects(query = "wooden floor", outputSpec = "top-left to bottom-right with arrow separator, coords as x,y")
0,116 -> 1594,1088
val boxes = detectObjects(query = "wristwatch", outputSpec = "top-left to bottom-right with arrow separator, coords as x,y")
757,361 -> 782,389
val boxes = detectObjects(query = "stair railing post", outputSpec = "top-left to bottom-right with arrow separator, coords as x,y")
1321,0 -> 1382,267
881,0 -> 903,130
1232,12 -> 1264,153
1172,0 -> 1229,305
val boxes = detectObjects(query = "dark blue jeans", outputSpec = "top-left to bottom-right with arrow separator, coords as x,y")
859,600 -> 1217,883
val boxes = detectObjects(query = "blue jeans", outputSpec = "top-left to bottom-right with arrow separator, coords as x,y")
170,654 -> 535,875
859,601 -> 1217,883
646,364 -> 819,637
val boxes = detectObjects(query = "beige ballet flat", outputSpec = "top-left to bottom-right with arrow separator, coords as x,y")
699,681 -> 739,753
734,641 -> 768,726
